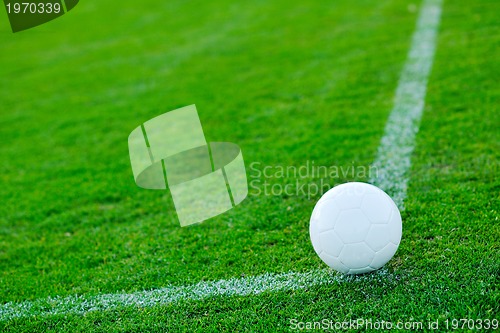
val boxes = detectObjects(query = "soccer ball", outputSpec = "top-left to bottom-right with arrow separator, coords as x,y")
309,182 -> 402,274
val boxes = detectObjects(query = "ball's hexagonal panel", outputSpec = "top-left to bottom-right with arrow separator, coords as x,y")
348,267 -> 375,275
387,208 -> 403,245
319,230 -> 343,257
319,252 -> 350,274
339,243 -> 375,269
371,242 -> 398,269
313,199 -> 342,232
361,192 -> 392,224
334,189 -> 363,210
334,209 -> 370,244
365,224 -> 391,252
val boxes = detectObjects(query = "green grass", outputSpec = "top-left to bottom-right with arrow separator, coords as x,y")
0,0 -> 498,331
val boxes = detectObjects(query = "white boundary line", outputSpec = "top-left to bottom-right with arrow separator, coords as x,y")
0,0 -> 442,321
370,0 -> 442,209
1,269 -> 383,321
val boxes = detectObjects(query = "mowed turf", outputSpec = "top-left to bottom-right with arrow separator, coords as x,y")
0,0 -> 498,331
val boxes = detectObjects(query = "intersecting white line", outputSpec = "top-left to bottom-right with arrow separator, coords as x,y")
0,0 -> 442,321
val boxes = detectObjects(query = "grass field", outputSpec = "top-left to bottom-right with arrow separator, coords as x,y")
0,0 -> 498,331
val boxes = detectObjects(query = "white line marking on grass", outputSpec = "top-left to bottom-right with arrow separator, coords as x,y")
0,269 -> 392,321
0,0 -> 443,321
370,0 -> 442,209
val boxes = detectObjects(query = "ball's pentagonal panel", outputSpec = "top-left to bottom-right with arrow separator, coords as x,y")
319,252 -> 350,274
312,199 -> 341,232
319,230 -> 343,257
387,209 -> 403,245
339,243 -> 375,270
309,182 -> 402,275
371,242 -> 398,269
361,192 -> 392,224
365,224 -> 391,252
334,209 -> 370,244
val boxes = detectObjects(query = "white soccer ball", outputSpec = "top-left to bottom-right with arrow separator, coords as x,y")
309,182 -> 402,274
